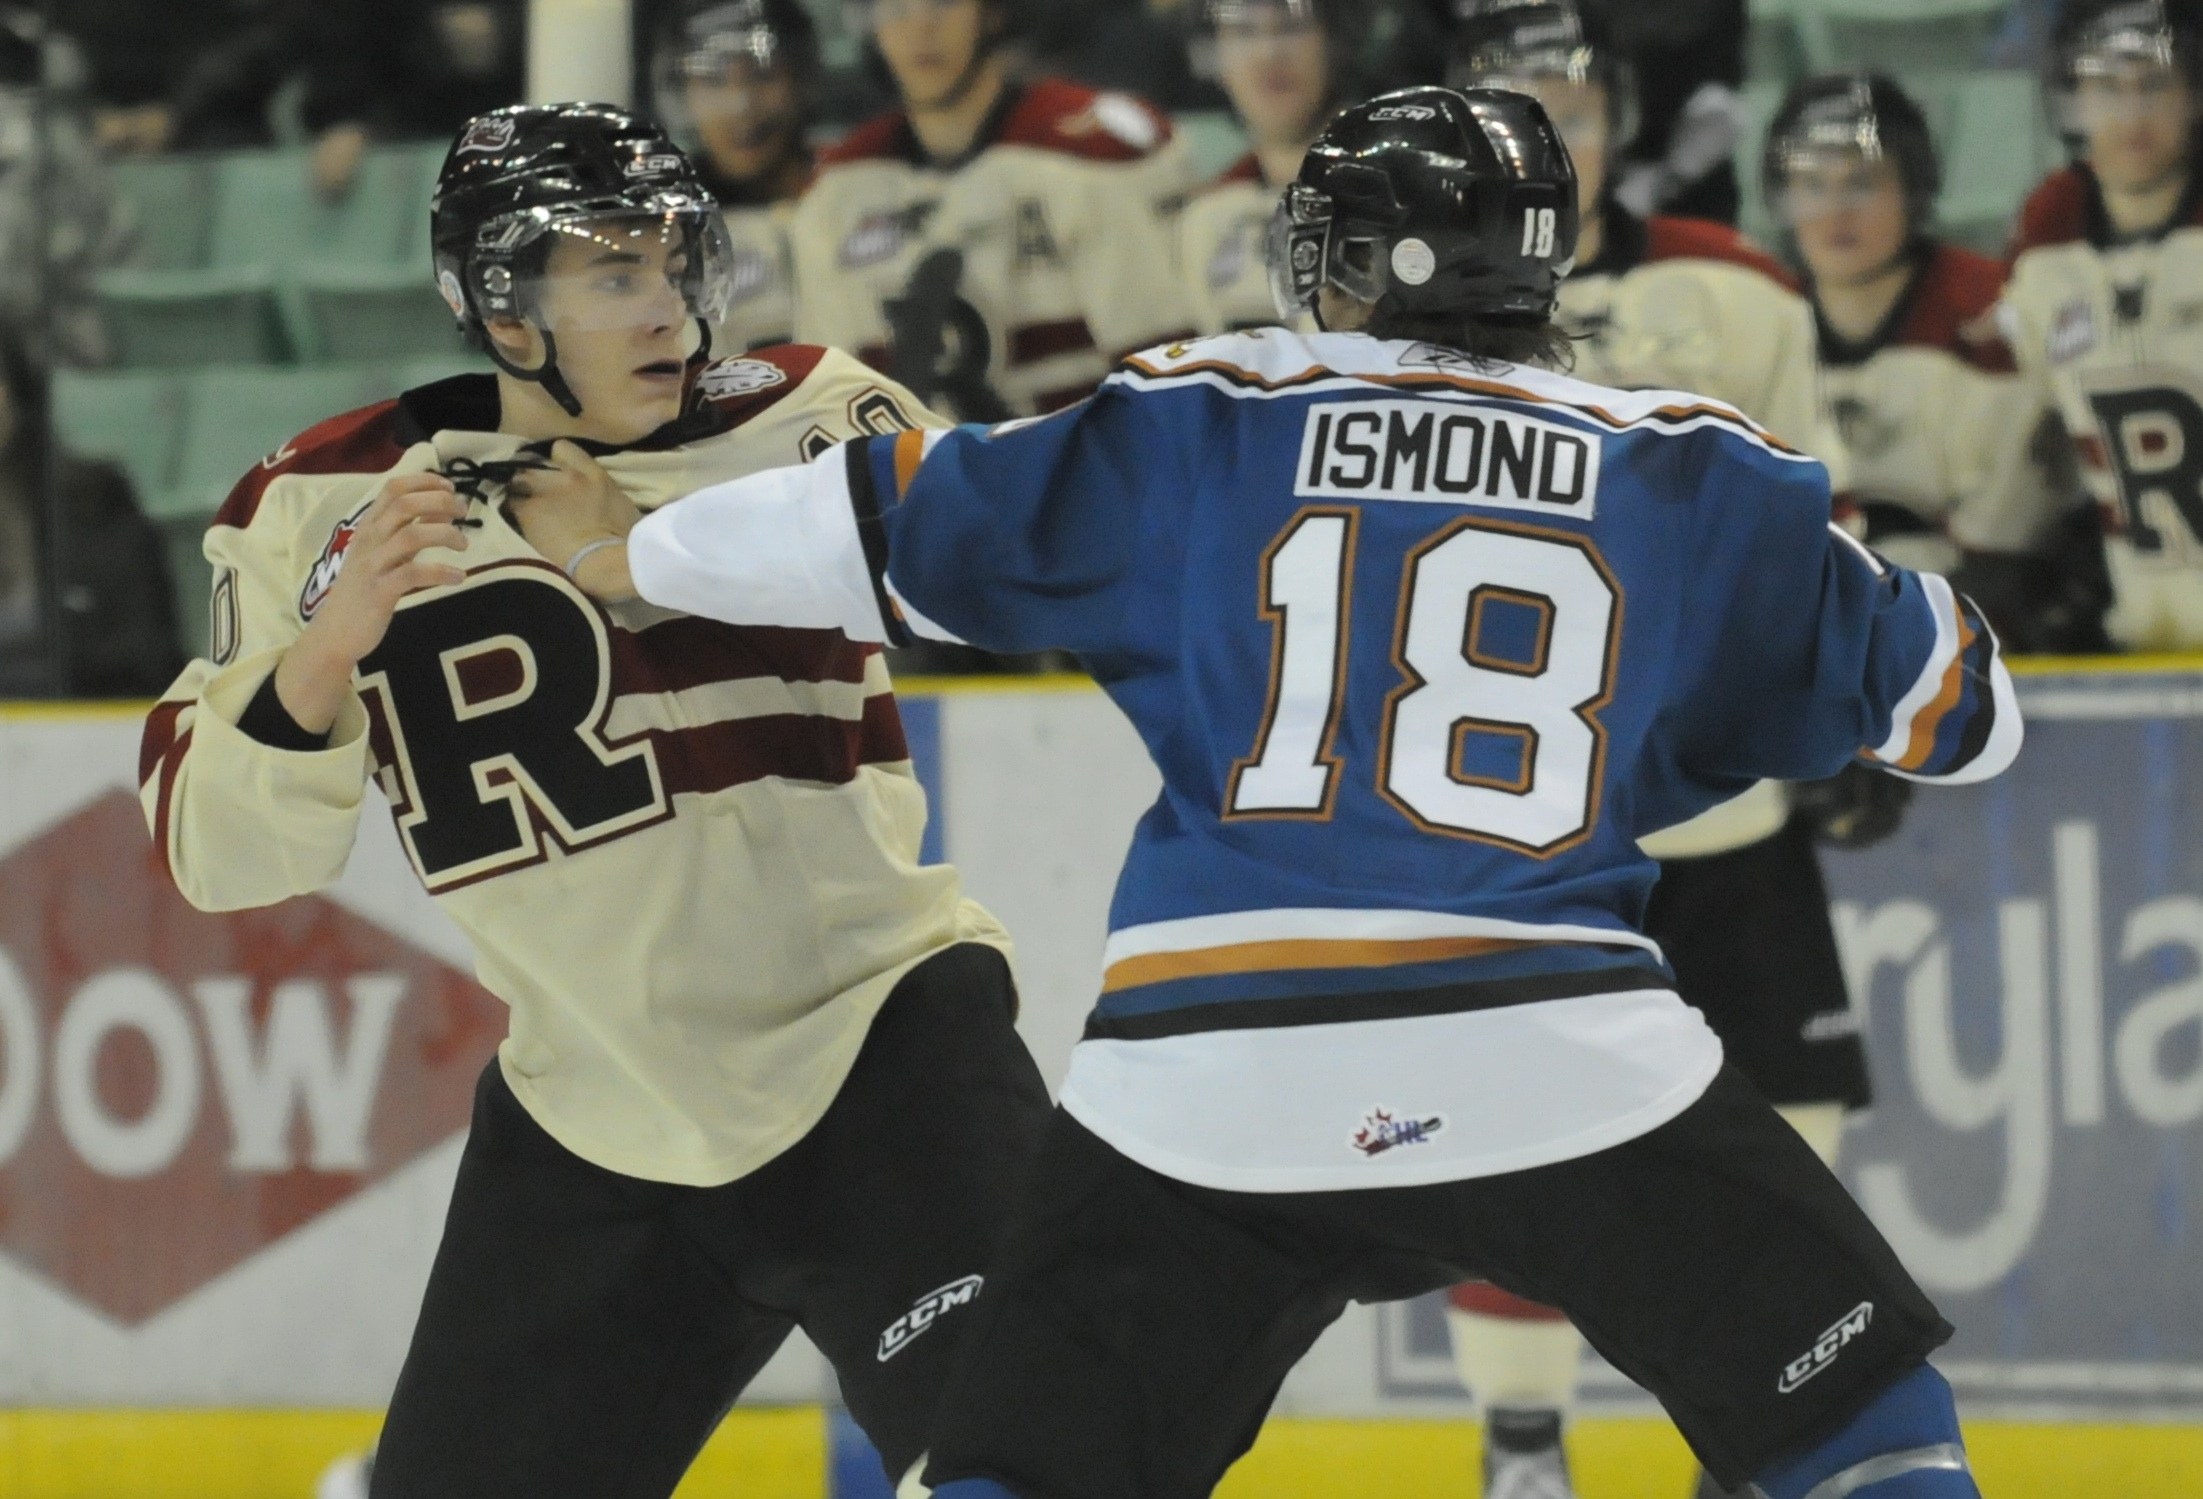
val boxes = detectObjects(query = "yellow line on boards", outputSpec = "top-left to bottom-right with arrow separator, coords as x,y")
3,1411 -> 2198,1499
0,1408 -> 824,1499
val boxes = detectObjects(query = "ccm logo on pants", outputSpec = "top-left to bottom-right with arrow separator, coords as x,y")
1780,1301 -> 1874,1394
878,1274 -> 985,1362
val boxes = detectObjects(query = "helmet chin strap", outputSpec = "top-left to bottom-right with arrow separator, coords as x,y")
484,326 -> 584,418
483,317 -> 717,422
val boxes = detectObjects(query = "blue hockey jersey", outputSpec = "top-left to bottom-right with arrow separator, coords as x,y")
630,330 -> 2020,1192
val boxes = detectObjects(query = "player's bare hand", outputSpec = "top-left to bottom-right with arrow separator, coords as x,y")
507,441 -> 642,557
277,475 -> 468,733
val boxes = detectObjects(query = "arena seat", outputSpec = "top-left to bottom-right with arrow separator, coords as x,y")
91,266 -> 293,367
1796,0 -> 2008,75
154,365 -> 393,523
1932,69 -> 2052,254
1747,0 -> 1810,87
51,369 -> 187,501
108,155 -> 217,271
287,267 -> 471,361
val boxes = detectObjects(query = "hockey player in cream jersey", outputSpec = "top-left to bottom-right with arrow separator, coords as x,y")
1452,1 -> 1841,479
2005,0 -> 2203,650
1176,0 -> 1362,334
1767,75 -> 2075,652
140,107 -> 1049,1499
651,0 -> 816,352
1449,8 -> 1872,1496
789,0 -> 1197,420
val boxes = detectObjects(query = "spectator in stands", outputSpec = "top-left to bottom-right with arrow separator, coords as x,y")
0,7 -> 129,365
651,0 -> 817,351
1765,73 -> 2080,651
0,330 -> 181,697
69,0 -> 302,153
1176,0 -> 1364,334
301,0 -> 525,198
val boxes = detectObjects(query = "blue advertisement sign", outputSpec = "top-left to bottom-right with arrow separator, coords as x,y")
1381,670 -> 2203,1418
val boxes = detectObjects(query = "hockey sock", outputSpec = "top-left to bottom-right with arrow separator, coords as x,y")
931,1481 -> 1023,1499
1752,1363 -> 1978,1499
1445,1283 -> 1583,1419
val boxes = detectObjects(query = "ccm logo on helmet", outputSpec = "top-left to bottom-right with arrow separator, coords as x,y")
1779,1301 -> 1874,1394
877,1274 -> 984,1362
1368,103 -> 1439,122
1295,399 -> 1600,518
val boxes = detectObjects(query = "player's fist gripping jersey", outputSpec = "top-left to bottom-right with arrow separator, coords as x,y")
139,347 -> 1010,1185
790,79 -> 1197,419
1819,244 -> 2066,578
2004,164 -> 2203,648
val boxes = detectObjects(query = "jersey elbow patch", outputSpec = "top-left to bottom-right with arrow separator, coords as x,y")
1874,580 -> 2021,784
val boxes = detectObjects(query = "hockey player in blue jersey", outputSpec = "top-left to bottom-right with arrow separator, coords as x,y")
513,87 -> 2013,1499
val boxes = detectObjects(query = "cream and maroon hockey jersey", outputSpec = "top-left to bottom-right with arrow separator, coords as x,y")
1819,242 -> 2065,580
1563,209 -> 1845,860
139,346 -> 1010,1187
2004,165 -> 2203,649
1559,210 -> 1844,484
1178,153 -> 1282,336
717,201 -> 799,353
789,78 -> 1197,419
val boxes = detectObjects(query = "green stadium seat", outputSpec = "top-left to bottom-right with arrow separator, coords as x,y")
51,370 -> 187,498
1734,79 -> 1793,249
91,267 -> 291,367
151,365 -> 393,523
393,353 -> 491,391
286,266 -> 472,361
1173,111 -> 1252,184
1797,0 -> 2007,75
205,146 -> 425,271
1747,0 -> 1809,87
1935,70 -> 2054,255
109,155 -> 216,271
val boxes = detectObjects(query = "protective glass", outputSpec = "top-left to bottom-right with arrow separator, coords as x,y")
495,204 -> 740,334
2067,55 -> 2191,130
846,0 -> 970,29
1773,149 -> 1896,223
1212,0 -> 1322,42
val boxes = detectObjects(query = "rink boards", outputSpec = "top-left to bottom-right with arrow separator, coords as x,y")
0,661 -> 2198,1492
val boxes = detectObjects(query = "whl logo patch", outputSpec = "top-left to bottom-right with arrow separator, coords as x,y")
1351,1107 -> 1445,1157
877,1274 -> 983,1362
300,498 -> 374,619
1779,1302 -> 1874,1393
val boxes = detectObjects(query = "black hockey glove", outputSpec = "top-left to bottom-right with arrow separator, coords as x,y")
1793,762 -> 1914,850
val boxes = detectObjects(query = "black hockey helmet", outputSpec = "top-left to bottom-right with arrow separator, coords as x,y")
651,0 -> 819,192
1763,73 -> 1941,238
1445,0 -> 1639,154
430,103 -> 740,416
2048,0 -> 2203,145
1268,85 -> 1578,327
